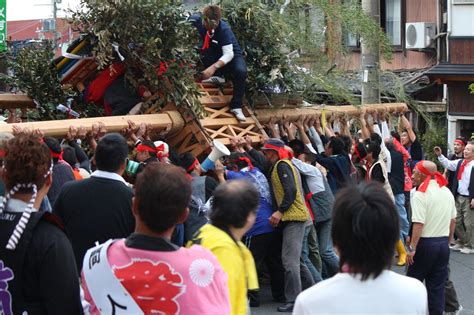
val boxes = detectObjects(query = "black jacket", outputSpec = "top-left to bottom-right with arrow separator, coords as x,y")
449,159 -> 474,199
53,176 -> 135,271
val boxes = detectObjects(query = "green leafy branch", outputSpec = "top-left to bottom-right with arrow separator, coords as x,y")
70,0 -> 204,117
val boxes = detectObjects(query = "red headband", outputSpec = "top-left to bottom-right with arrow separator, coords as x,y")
454,139 -> 466,146
137,144 -> 157,154
238,156 -> 254,170
414,161 -> 448,192
50,149 -> 63,160
187,158 -> 199,173
263,143 -> 290,160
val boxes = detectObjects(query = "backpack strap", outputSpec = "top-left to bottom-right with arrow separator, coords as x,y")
82,240 -> 144,315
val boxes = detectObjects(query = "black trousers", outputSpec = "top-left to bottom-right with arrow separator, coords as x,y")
407,237 -> 449,315
244,231 -> 285,304
444,264 -> 460,312
202,54 -> 247,109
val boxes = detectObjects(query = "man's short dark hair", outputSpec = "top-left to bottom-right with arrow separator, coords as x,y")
177,152 -> 196,173
391,131 -> 400,142
62,146 -> 78,167
95,133 -> 129,173
140,140 -> 156,159
455,137 -> 467,146
203,5 -> 222,21
210,180 -> 259,231
135,163 -> 192,233
338,135 -> 352,154
227,152 -> 251,170
328,137 -> 345,155
369,133 -> 382,146
289,139 -> 306,157
364,139 -> 381,161
332,182 -> 399,280
44,136 -> 61,163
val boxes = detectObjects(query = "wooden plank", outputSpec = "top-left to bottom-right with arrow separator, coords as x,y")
216,135 -> 261,146
199,95 -> 233,106
0,94 -> 36,109
203,88 -> 234,95
201,117 -> 256,127
0,112 -> 184,137
198,82 -> 232,88
206,106 -> 234,119
205,125 -> 229,139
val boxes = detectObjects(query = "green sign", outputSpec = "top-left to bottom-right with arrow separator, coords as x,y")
0,0 -> 5,52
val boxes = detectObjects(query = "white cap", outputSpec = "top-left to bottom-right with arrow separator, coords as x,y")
154,141 -> 169,159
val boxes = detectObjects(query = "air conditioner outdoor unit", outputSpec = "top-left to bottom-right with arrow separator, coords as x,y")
405,22 -> 436,49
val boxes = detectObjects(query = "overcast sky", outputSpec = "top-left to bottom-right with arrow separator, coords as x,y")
7,0 -> 82,21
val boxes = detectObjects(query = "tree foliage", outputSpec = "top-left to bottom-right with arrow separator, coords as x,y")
70,0 -> 204,116
216,0 -> 393,106
0,42 -> 102,120
218,0 -> 296,103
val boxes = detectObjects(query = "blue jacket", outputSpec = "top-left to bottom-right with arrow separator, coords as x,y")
226,167 -> 275,237
189,14 -> 243,62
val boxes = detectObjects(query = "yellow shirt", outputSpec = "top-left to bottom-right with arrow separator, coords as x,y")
411,180 -> 456,237
187,224 -> 258,315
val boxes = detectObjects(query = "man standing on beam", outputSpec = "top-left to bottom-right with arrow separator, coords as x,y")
189,5 -> 248,122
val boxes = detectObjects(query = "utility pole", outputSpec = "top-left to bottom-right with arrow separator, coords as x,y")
35,0 -> 60,49
361,0 -> 380,105
52,0 -> 58,49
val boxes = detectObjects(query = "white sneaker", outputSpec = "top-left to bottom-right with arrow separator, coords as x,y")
202,76 -> 225,84
460,247 -> 474,254
230,108 -> 246,122
445,305 -> 463,315
449,243 -> 464,251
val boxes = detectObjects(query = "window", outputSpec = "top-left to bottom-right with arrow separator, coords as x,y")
453,0 -> 474,4
383,0 -> 402,46
343,32 -> 360,47
342,0 -> 404,48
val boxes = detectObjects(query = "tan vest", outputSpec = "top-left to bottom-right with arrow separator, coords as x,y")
271,159 -> 310,222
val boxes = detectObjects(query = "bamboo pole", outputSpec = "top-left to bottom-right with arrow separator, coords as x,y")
254,103 -> 407,123
0,112 -> 185,137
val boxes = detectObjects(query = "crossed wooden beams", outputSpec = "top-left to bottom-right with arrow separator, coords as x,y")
166,82 -> 266,157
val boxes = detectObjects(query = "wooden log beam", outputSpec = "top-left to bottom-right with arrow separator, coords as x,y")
0,94 -> 36,109
254,103 -> 408,123
0,112 -> 185,137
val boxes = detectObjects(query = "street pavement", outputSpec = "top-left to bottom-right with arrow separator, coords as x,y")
253,250 -> 474,314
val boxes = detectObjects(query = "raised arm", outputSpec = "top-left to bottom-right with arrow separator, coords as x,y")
400,114 -> 416,143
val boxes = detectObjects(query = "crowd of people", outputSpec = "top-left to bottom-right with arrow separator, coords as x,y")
0,106 -> 471,315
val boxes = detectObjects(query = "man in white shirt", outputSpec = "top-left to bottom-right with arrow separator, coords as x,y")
435,143 -> 474,254
406,160 -> 456,315
293,182 -> 427,315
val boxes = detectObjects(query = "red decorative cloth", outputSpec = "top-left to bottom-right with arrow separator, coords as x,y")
238,157 -> 254,170
50,149 -> 63,161
457,159 -> 469,181
136,144 -> 157,154
263,143 -> 290,160
414,161 -> 448,193
201,31 -> 211,50
155,143 -> 169,159
187,158 -> 199,173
